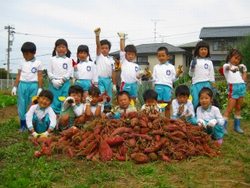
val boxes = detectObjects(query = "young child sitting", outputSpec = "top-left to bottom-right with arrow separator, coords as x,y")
58,85 -> 85,130
26,90 -> 56,138
106,91 -> 137,119
171,84 -> 195,121
83,86 -> 106,122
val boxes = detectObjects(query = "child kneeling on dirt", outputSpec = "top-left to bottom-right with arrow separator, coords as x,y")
105,91 -> 137,119
26,90 -> 56,138
58,85 -> 85,130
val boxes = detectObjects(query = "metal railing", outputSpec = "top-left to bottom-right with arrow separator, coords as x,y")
0,79 -> 15,90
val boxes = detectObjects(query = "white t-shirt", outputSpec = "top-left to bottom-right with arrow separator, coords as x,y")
73,60 -> 98,83
171,99 -> 195,118
223,63 -> 245,84
96,54 -> 114,78
19,59 -> 43,82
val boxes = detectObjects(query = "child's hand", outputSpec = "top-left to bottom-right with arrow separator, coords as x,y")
31,132 -> 39,138
65,96 -> 75,104
176,65 -> 183,77
207,119 -> 217,128
117,32 -> 125,39
40,131 -> 50,138
137,70 -> 145,78
72,59 -> 77,67
190,57 -> 197,68
98,96 -> 107,106
11,86 -> 17,96
37,88 -> 42,96
94,27 -> 101,36
86,94 -> 93,105
51,79 -> 62,89
197,119 -> 206,128
229,66 -> 239,73
145,67 -> 153,79
238,64 -> 247,72
112,84 -> 117,92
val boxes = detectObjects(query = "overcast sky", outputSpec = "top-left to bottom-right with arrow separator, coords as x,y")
0,0 -> 250,73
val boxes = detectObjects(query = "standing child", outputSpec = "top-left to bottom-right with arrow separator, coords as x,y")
73,45 -> 98,98
94,28 -> 116,108
196,87 -> 224,144
189,41 -> 219,109
152,46 -> 183,119
117,32 -> 141,103
222,49 -> 247,134
58,85 -> 85,130
26,90 -> 56,138
11,42 -> 43,131
106,91 -> 137,119
83,86 -> 105,122
48,39 -> 73,114
171,84 -> 195,120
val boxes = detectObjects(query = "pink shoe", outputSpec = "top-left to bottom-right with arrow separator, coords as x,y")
216,138 -> 223,144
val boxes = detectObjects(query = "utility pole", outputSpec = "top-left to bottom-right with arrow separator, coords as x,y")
151,19 -> 165,42
4,25 -> 15,88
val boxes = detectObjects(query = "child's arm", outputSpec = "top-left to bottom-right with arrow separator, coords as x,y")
37,70 -> 43,95
26,105 -> 38,136
46,108 -> 57,133
238,64 -> 248,81
11,70 -> 21,96
189,58 -> 197,77
94,28 -> 101,56
170,100 -> 179,119
84,95 -> 93,117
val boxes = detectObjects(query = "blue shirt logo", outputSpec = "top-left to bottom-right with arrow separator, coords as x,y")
31,67 -> 37,73
204,63 -> 208,69
86,66 -> 91,71
166,70 -> 171,76
63,63 -> 68,69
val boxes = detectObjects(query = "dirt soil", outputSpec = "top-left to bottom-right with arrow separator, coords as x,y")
0,104 -> 19,123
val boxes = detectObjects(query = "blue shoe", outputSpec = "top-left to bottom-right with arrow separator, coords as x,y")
20,120 -> 27,132
234,118 -> 243,134
223,121 -> 228,135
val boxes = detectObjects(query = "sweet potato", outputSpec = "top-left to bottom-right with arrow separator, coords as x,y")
106,135 -> 124,146
111,127 -> 133,136
148,152 -> 158,161
60,126 -> 80,139
77,140 -> 98,156
68,147 -> 75,157
161,154 -> 172,163
140,128 -> 150,134
133,133 -> 152,141
33,151 -> 42,158
125,138 -> 136,148
131,153 -> 148,164
40,147 -> 52,156
99,139 -> 113,161
130,117 -> 139,127
139,119 -> 147,128
144,140 -> 165,153
127,111 -> 138,119
86,148 -> 98,160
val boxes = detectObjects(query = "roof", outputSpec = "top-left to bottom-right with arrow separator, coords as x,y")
110,42 -> 185,56
178,41 -> 200,48
199,26 -> 250,39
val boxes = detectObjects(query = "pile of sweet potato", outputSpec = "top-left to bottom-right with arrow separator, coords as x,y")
30,111 -> 221,163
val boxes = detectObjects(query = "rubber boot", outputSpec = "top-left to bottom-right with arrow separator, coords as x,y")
234,117 -> 243,134
20,120 -> 27,131
223,121 -> 228,135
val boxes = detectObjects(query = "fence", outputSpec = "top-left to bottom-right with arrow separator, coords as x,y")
0,79 -> 15,90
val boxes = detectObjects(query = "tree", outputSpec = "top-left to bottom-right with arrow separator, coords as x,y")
0,68 -> 7,79
237,35 -> 250,71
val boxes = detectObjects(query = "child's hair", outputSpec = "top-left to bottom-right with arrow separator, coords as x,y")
157,46 -> 169,54
100,39 -> 111,50
88,86 -> 101,97
117,91 -> 130,101
143,89 -> 158,102
194,41 -> 210,58
226,48 -> 243,64
125,45 -> 137,54
68,85 -> 84,96
52,38 -> 71,58
198,87 -> 220,108
175,84 -> 190,97
39,90 -> 54,102
77,45 -> 92,62
21,42 -> 36,54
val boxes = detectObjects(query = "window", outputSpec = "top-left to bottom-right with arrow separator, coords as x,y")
213,41 -> 219,51
137,56 -> 148,62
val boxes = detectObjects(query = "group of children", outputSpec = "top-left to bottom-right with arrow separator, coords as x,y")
11,28 -> 247,144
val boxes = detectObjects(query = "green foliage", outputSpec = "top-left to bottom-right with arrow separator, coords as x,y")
0,93 -> 17,108
173,74 -> 192,88
237,35 -> 250,70
0,68 -> 7,79
137,81 -> 153,106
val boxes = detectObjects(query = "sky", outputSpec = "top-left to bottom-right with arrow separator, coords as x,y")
0,0 -> 250,73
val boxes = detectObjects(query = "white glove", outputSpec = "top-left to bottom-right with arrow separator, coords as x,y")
86,94 -> 93,105
117,32 -> 125,39
65,96 -> 75,104
37,88 -> 42,96
11,86 -> 17,96
138,70 -> 145,78
98,97 -> 107,106
197,119 -> 206,128
94,27 -> 101,36
31,132 -> 39,138
238,64 -> 247,72
229,66 -> 239,73
40,131 -> 50,138
207,119 -> 217,128
112,84 -> 117,92
51,79 -> 62,89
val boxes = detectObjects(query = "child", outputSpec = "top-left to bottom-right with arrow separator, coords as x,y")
196,87 -> 224,144
48,39 -> 73,114
83,86 -> 105,122
73,45 -> 98,98
94,28 -> 116,108
106,91 -> 137,119
11,42 -> 43,131
171,84 -> 195,120
117,32 -> 141,103
189,41 -> 219,109
26,90 -> 56,138
141,89 -> 161,113
58,85 -> 85,130
152,46 -> 183,119
222,49 -> 247,134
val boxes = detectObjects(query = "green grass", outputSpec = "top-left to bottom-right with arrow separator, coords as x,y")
0,119 -> 250,188
0,93 -> 17,109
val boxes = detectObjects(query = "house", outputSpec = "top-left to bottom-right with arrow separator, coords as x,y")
199,26 -> 250,67
109,43 -> 192,73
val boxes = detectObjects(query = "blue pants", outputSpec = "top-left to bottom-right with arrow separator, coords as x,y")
154,84 -> 172,102
204,120 -> 224,140
98,77 -> 112,106
49,80 -> 70,114
33,113 -> 50,133
75,79 -> 92,92
17,81 -> 38,120
120,82 -> 138,98
191,81 -> 211,109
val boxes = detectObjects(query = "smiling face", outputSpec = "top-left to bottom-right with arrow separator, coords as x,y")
69,92 -> 82,104
77,51 -> 88,62
157,50 -> 170,63
56,44 -> 67,57
198,47 -> 208,58
37,96 -> 52,109
117,94 -> 130,109
230,54 -> 242,66
199,92 -> 213,110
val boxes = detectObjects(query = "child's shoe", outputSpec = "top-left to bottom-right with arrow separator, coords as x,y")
216,138 -> 223,144
234,117 -> 243,134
